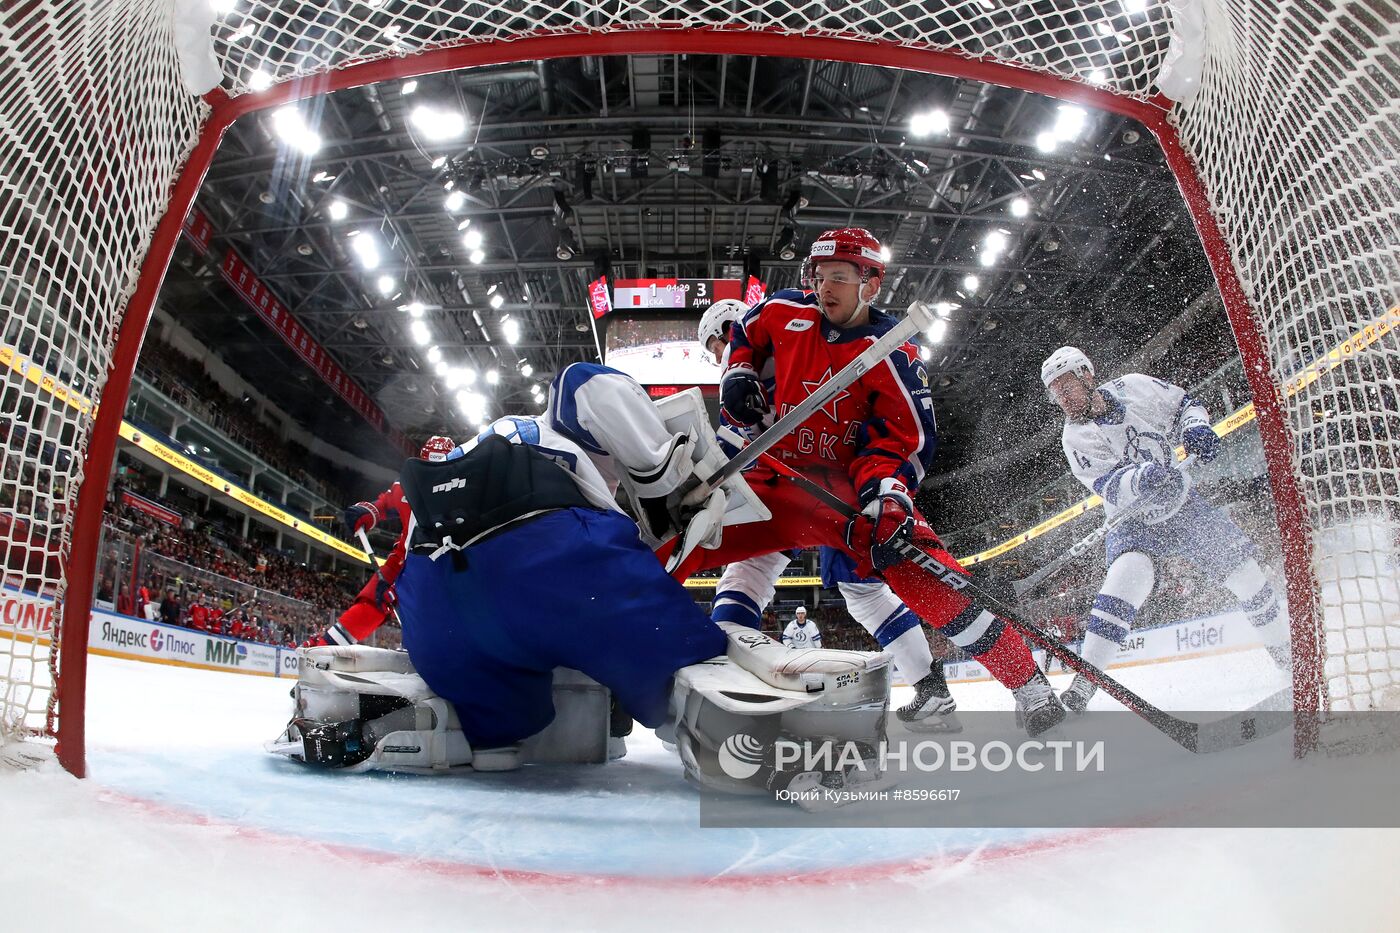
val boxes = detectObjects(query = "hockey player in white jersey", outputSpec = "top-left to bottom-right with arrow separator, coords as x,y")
699,299 -> 960,730
1042,347 -> 1292,712
781,607 -> 822,648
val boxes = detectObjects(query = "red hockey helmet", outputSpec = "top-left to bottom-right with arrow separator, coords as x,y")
801,227 -> 886,288
420,435 -> 456,461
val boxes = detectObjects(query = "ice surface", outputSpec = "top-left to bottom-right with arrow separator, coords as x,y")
3,649 -> 1399,931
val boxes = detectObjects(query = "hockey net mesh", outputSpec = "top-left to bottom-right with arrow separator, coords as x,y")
0,0 -> 1394,761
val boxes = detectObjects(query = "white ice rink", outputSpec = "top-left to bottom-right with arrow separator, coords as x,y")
4,648 -> 1400,931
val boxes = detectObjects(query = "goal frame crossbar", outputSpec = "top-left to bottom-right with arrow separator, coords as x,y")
52,29 -> 1320,777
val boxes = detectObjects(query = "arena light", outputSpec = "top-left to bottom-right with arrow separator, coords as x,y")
327,198 -> 348,221
351,233 -> 380,270
1053,105 -> 1088,142
1010,197 -> 1030,217
401,79 -> 418,95
502,319 -> 521,345
434,360 -> 449,376
485,369 -> 500,386
457,390 -> 487,423
410,104 -> 467,141
880,246 -> 893,262
426,345 -> 442,364
376,275 -> 395,296
444,190 -> 466,212
908,108 -> 949,137
401,301 -> 426,318
926,319 -> 949,343
247,70 -> 273,92
519,363 -> 533,378
463,229 -> 484,250
963,274 -> 980,292
489,293 -> 504,309
270,107 -> 322,155
1035,131 -> 1059,153
1087,69 -> 1110,86
410,320 -> 430,345
469,249 -> 485,265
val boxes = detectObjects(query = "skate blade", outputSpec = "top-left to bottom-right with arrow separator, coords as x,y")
902,711 -> 964,734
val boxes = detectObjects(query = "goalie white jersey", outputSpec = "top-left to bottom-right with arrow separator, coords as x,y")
1061,373 -> 1211,520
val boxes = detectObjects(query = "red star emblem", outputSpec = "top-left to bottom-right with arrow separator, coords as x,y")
893,341 -> 920,367
801,368 -> 851,423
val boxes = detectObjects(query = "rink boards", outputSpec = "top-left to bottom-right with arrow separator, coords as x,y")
2,578 -> 1261,683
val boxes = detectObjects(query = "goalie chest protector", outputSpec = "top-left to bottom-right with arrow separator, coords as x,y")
400,434 -> 594,550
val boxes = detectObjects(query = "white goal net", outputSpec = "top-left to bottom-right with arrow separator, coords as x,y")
0,0 -> 1394,771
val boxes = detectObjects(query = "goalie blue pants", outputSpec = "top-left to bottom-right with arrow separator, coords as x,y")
395,507 -> 727,749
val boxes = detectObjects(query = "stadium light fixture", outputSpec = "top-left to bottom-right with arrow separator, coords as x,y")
486,369 -> 500,386
444,190 -> 466,212
463,229 -> 484,250
410,320 -> 430,345
351,233 -> 380,270
909,109 -> 950,137
469,249 -> 485,265
270,107 -> 322,155
410,104 -> 467,141
328,198 -> 348,221
376,275 -> 395,296
502,319 -> 521,345
1010,197 -> 1030,217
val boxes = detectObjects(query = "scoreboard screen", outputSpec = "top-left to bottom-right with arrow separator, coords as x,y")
603,313 -> 720,386
611,278 -> 744,311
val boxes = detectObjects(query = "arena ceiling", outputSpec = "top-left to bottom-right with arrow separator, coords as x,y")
157,53 -> 1228,524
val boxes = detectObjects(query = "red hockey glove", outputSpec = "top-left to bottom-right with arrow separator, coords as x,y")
845,478 -> 916,575
344,501 -> 379,534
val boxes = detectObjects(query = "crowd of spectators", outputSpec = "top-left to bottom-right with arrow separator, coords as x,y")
99,480 -> 363,645
134,336 -> 361,506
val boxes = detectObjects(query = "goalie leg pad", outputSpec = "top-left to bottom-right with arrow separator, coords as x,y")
664,656 -> 891,797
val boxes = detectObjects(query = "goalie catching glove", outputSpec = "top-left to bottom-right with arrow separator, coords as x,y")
845,477 -> 916,575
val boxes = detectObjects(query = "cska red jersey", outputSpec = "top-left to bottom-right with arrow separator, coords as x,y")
725,288 -> 938,498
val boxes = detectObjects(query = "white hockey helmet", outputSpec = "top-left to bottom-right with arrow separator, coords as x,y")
1040,346 -> 1094,389
795,605 -> 807,615
697,299 -> 749,362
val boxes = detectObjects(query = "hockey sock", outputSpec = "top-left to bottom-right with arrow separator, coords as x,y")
871,608 -> 934,684
1081,552 -> 1155,671
839,581 -> 934,683
710,587 -> 764,629
937,603 -> 1039,688
1221,558 -> 1288,648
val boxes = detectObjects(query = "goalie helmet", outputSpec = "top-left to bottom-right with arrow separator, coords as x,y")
800,227 -> 886,288
419,435 -> 456,461
697,298 -> 749,365
1040,346 -> 1094,389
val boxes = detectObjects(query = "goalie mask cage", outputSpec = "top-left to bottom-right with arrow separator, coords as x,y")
0,1 -> 1394,776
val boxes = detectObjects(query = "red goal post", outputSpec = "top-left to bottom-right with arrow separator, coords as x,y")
1,1 -> 1394,776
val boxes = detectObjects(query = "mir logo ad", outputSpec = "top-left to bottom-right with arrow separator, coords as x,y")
698,710 -> 1400,829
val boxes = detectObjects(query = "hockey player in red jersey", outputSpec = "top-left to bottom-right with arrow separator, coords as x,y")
675,228 -> 1066,735
303,436 -> 456,648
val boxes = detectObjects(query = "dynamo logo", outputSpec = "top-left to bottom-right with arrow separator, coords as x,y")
717,733 -> 766,780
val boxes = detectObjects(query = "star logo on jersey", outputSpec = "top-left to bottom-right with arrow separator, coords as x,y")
801,368 -> 851,423
893,341 -> 920,367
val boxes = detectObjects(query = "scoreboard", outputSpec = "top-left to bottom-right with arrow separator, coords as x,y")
611,278 -> 745,311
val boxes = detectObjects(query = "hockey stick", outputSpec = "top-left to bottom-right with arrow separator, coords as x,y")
758,455 -> 1291,755
1010,454 -> 1198,599
682,300 -> 937,507
356,527 -> 402,627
